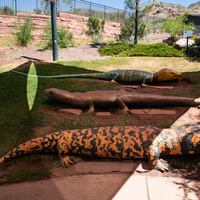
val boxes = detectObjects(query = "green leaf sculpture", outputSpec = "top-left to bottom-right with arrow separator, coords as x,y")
27,62 -> 38,111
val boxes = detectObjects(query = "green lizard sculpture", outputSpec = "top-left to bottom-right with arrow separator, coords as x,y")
0,122 -> 200,172
11,68 -> 182,86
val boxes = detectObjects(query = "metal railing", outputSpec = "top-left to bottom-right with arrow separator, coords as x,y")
0,0 -> 128,23
0,0 -> 167,30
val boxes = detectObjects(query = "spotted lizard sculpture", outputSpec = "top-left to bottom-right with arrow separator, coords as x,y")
45,88 -> 200,113
0,122 -> 200,171
12,68 -> 182,86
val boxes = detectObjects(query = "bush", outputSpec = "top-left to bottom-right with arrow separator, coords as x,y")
86,16 -> 105,37
12,16 -> 35,46
41,21 -> 75,49
98,43 -> 185,57
161,12 -> 197,36
0,6 -> 14,15
92,33 -> 101,43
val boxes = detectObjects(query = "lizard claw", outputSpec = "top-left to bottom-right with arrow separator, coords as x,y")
111,79 -> 118,84
154,159 -> 169,172
61,156 -> 76,167
123,108 -> 131,115
87,109 -> 94,113
142,83 -> 149,87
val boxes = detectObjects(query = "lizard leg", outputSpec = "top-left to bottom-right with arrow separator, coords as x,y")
142,83 -> 149,87
111,79 -> 118,84
57,141 -> 75,167
61,156 -> 76,167
116,96 -> 131,114
110,73 -> 119,84
142,78 -> 149,87
148,145 -> 169,172
154,159 -> 169,172
87,99 -> 95,113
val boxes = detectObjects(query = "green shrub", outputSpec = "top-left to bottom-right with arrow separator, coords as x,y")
98,43 -> 185,57
86,16 -> 105,37
12,16 -> 35,46
0,6 -> 14,15
41,21 -> 74,49
191,37 -> 200,46
161,12 -> 197,36
57,25 -> 74,48
92,33 -> 101,43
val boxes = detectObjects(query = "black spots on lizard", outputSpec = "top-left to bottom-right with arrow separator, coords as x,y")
60,126 -> 151,159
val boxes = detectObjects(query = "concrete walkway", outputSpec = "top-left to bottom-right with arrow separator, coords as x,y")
0,171 -> 199,200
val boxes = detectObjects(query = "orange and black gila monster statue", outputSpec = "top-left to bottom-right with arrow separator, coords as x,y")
0,122 -> 200,171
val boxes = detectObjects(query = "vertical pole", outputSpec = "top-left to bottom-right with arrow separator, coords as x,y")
134,1 -> 138,44
50,0 -> 58,61
186,37 -> 189,55
117,9 -> 119,23
104,6 -> 106,20
15,0 -> 17,16
74,0 -> 76,15
90,2 -> 91,16
36,0 -> 38,13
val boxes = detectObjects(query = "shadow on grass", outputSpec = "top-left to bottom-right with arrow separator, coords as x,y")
0,61 -> 107,183
185,57 -> 200,63
182,71 -> 200,86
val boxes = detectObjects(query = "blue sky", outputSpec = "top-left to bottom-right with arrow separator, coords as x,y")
91,0 -> 197,10
1,0 -> 197,12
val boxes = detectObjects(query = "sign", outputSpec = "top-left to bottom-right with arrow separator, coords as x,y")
183,31 -> 193,37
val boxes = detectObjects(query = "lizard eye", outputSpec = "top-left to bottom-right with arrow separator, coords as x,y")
49,91 -> 54,95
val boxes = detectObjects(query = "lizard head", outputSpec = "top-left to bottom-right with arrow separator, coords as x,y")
45,88 -> 61,99
157,68 -> 182,82
45,88 -> 73,103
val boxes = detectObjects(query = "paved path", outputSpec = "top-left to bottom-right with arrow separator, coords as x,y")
0,172 -> 199,200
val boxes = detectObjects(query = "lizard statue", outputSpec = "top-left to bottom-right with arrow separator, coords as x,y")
12,68 -> 182,86
45,88 -> 200,114
0,122 -> 200,172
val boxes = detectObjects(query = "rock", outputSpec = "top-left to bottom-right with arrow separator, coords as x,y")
163,36 -> 175,45
174,38 -> 195,49
193,33 -> 200,38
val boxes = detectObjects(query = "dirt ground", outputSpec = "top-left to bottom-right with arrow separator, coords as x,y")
0,43 -> 109,66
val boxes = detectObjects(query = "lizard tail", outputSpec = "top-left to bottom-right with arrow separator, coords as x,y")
51,73 -> 107,79
0,132 -> 63,164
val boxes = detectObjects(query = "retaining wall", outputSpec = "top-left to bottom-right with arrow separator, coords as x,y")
0,12 -> 121,41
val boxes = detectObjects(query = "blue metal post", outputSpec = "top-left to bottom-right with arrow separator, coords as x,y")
50,0 -> 58,61
90,2 -> 91,16
186,37 -> 189,55
15,0 -> 17,16
74,0 -> 76,14
104,6 -> 106,20
117,9 -> 119,23
36,0 -> 38,13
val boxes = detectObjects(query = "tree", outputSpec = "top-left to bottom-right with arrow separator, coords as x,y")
118,13 -> 146,42
41,0 -> 72,13
161,12 -> 197,36
124,0 -> 159,44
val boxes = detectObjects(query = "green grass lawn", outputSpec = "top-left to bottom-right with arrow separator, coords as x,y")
0,57 -> 200,184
